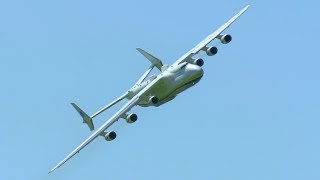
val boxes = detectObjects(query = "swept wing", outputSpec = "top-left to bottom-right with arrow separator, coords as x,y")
49,78 -> 159,173
173,5 -> 249,66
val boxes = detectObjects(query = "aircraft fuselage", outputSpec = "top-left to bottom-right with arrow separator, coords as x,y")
127,62 -> 204,107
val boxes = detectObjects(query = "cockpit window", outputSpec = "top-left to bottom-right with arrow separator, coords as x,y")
170,62 -> 187,73
180,63 -> 188,69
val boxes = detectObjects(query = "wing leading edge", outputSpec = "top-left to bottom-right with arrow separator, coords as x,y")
173,5 -> 250,66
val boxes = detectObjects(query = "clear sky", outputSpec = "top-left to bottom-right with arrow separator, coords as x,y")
1,0 -> 319,180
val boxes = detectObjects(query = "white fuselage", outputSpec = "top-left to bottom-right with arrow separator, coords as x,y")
127,62 -> 204,107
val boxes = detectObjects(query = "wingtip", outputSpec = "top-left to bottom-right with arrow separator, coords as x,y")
240,5 -> 250,13
136,48 -> 143,52
49,166 -> 58,174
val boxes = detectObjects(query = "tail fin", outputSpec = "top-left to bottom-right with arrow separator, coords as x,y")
136,48 -> 164,71
71,103 -> 94,131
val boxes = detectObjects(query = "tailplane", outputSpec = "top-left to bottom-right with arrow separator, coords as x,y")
71,103 -> 94,131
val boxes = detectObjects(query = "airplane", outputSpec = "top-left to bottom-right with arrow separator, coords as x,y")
49,5 -> 250,173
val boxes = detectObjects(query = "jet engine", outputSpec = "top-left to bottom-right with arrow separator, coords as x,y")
104,131 -> 117,141
206,46 -> 218,56
193,58 -> 204,67
149,96 -> 159,105
126,113 -> 138,123
219,34 -> 232,44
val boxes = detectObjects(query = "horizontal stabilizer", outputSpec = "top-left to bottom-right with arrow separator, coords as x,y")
71,103 -> 94,131
136,48 -> 164,71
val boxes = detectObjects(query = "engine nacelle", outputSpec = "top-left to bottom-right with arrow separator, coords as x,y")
206,46 -> 218,56
126,113 -> 138,123
104,131 -> 117,141
149,96 -> 159,105
219,34 -> 232,44
193,58 -> 204,67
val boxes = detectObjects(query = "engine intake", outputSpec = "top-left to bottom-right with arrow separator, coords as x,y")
149,96 -> 159,105
206,46 -> 218,56
104,131 -> 117,141
219,34 -> 232,44
194,58 -> 204,67
126,113 -> 138,123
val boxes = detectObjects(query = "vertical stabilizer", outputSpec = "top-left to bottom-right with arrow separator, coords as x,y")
71,103 -> 94,131
136,48 -> 164,71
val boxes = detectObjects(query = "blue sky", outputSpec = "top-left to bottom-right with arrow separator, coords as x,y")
1,0 -> 319,179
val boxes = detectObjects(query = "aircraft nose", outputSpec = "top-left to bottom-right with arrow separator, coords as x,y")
186,63 -> 204,77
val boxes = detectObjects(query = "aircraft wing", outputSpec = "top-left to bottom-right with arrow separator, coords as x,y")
172,5 -> 249,66
49,74 -> 164,173
49,95 -> 139,173
49,93 -> 144,173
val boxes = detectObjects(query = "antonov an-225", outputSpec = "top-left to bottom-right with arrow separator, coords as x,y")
49,5 -> 250,173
